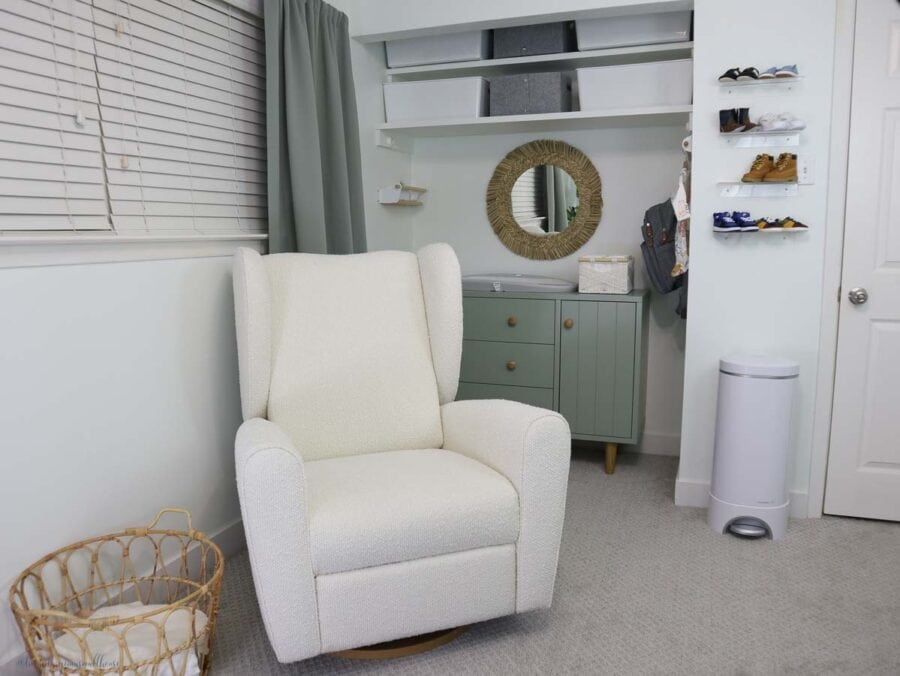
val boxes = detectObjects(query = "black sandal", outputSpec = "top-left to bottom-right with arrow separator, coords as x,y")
718,67 -> 741,82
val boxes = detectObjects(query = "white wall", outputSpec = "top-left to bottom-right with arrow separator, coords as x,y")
331,0 -> 415,252
0,256 -> 244,663
677,0 -> 837,515
412,127 -> 689,454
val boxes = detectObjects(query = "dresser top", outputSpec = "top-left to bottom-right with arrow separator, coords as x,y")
463,289 -> 649,303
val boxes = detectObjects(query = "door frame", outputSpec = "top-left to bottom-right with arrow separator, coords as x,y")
807,0 -> 857,517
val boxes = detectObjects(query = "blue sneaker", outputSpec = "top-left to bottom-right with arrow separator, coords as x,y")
732,211 -> 759,232
713,212 -> 741,233
758,66 -> 779,80
775,64 -> 799,78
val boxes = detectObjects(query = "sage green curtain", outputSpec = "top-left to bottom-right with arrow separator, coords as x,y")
545,166 -> 577,233
265,0 -> 367,254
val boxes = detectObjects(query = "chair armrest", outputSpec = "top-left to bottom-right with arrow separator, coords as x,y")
235,418 -> 320,662
441,400 -> 571,611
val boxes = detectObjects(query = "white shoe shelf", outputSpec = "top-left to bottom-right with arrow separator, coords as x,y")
717,182 -> 799,198
719,131 -> 800,148
715,227 -> 808,236
718,76 -> 804,95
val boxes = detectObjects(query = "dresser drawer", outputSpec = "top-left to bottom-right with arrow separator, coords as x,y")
463,297 -> 556,344
460,340 -> 555,388
457,382 -> 554,409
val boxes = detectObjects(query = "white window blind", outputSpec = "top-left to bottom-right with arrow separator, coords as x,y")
0,0 -> 109,231
0,0 -> 266,237
511,166 -> 545,227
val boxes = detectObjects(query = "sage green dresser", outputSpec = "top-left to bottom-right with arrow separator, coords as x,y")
458,289 -> 649,473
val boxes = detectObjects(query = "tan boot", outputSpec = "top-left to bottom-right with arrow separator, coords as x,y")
741,154 -> 775,183
764,153 -> 798,182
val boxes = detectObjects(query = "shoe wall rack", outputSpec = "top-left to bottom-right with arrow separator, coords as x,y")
714,67 -> 809,236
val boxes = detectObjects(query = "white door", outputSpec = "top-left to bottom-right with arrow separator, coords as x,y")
825,0 -> 900,520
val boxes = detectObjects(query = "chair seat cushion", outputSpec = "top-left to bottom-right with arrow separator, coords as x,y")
306,449 -> 520,575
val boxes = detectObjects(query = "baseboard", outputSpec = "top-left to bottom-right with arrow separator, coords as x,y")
0,517 -> 246,672
211,516 -> 247,560
675,477 -> 809,519
636,431 -> 681,457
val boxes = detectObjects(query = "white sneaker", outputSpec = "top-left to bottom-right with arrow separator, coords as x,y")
778,112 -> 806,131
757,113 -> 789,131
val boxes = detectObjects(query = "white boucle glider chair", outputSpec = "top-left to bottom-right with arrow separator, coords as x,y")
232,243 -> 571,662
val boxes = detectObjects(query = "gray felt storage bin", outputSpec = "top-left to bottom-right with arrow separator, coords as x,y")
490,72 -> 572,116
493,22 -> 576,58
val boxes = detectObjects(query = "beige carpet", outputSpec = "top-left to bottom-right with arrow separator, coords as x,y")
212,451 -> 900,675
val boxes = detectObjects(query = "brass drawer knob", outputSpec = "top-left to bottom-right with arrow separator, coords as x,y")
507,315 -> 518,327
563,318 -> 575,329
506,360 -> 517,371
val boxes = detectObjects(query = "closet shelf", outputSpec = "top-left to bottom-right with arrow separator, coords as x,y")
385,42 -> 693,81
376,105 -> 692,142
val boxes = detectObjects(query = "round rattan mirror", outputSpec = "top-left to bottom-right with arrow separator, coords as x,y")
486,140 -> 602,260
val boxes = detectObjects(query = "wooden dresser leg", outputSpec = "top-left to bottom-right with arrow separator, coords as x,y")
605,442 -> 618,475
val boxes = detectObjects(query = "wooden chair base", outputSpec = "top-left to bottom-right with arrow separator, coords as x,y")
330,626 -> 468,660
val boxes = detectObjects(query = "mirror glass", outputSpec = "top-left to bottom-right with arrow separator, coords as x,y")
511,164 -> 579,236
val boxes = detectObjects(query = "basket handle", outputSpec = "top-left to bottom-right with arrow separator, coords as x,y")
147,508 -> 193,531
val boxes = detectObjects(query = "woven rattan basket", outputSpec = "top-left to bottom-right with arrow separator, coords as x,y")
9,509 -> 223,675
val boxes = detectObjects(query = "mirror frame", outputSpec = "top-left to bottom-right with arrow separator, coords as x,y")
486,139 -> 602,260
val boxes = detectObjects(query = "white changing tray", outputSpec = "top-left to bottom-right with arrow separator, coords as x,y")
462,273 -> 577,293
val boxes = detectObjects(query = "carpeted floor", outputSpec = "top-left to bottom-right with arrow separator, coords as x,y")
213,451 -> 900,675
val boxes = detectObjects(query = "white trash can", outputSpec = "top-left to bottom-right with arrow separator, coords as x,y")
708,354 -> 799,540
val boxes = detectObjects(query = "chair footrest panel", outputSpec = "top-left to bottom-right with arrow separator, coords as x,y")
315,544 -> 516,653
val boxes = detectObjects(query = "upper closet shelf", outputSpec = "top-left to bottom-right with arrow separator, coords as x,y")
375,105 -> 692,144
385,41 -> 693,81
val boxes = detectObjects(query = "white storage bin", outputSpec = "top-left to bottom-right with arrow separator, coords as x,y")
385,31 -> 490,68
576,11 -> 691,51
576,59 -> 692,110
383,78 -> 488,123
578,255 -> 634,294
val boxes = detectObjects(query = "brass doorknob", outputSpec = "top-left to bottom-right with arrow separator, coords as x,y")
507,316 -> 518,327
563,318 -> 575,329
506,360 -> 517,371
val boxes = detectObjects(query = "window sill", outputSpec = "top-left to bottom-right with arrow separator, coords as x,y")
0,233 -> 268,269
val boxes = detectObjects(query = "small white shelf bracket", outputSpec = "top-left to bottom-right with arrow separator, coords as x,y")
375,129 -> 413,154
378,182 -> 427,206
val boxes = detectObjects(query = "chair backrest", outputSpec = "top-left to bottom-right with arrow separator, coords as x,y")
233,244 -> 462,460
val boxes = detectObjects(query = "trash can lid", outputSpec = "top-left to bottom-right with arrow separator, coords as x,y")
720,354 -> 800,378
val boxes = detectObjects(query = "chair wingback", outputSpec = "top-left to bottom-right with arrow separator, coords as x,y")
233,244 -> 462,461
